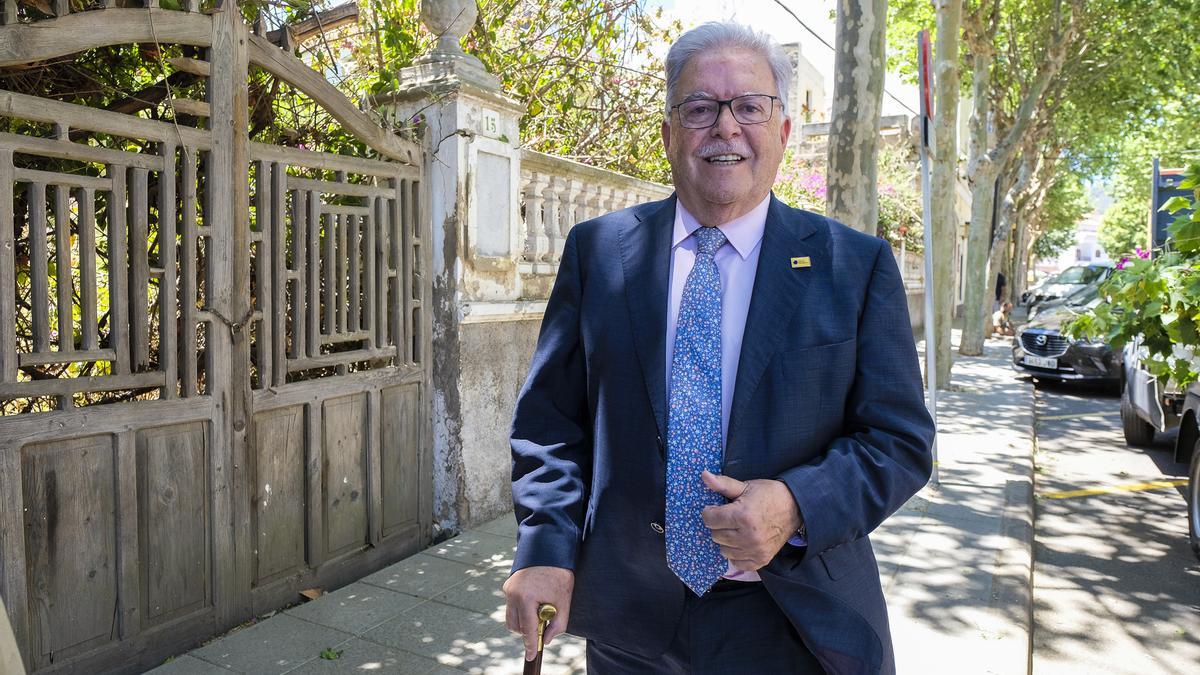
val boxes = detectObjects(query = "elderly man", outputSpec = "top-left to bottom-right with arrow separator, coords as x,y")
503,22 -> 934,674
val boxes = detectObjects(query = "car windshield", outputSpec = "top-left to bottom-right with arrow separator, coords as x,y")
1065,285 -> 1100,307
1054,265 -> 1108,284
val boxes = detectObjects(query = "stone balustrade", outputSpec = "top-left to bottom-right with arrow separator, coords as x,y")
519,150 -> 673,274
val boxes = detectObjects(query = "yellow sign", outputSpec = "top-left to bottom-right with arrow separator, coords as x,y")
791,256 -> 811,268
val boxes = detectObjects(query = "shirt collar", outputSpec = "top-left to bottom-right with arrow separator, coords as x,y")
672,193 -> 770,260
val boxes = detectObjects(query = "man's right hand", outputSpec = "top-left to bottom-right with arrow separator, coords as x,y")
503,566 -> 574,661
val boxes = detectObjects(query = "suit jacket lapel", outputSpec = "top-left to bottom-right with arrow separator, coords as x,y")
619,195 -> 676,443
726,196 -> 825,453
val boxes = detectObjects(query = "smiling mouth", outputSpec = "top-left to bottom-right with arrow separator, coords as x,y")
705,154 -> 746,164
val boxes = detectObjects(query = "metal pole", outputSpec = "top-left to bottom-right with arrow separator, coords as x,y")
918,30 -> 939,485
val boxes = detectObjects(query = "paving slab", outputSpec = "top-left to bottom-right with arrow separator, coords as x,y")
283,638 -> 442,674
285,582 -> 427,636
359,553 -> 484,598
189,614 -> 353,675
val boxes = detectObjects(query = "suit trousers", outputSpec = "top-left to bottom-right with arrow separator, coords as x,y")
585,580 -> 825,674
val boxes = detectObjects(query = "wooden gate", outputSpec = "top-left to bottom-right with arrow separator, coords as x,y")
0,3 -> 432,673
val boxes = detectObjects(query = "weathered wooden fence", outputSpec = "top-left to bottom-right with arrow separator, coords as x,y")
0,3 -> 432,673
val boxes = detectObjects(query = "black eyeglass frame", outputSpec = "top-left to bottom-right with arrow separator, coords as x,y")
669,94 -> 782,129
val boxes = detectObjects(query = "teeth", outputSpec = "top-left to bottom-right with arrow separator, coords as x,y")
707,154 -> 743,162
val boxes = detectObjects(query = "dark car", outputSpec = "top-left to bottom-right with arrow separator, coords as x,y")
1012,285 -> 1121,385
1022,263 -> 1114,315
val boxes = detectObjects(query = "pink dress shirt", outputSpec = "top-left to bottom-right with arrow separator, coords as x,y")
665,196 -> 769,581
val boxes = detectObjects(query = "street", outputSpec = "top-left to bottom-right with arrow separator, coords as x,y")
1030,378 -> 1200,672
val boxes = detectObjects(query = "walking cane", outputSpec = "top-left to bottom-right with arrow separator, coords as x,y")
522,603 -> 558,675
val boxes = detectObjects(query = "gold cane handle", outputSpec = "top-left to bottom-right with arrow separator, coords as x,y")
524,603 -> 558,675
536,603 -> 557,650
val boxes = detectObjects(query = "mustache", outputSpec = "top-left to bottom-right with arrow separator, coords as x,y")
696,142 -> 752,158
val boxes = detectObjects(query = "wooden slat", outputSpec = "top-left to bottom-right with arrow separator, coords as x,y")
77,189 -> 98,351
304,400 -> 324,568
412,179 -> 425,364
14,168 -> 111,191
364,197 -> 377,348
336,212 -> 345,333
306,191 -> 320,356
53,184 -> 73,354
246,36 -> 419,165
249,142 -> 417,178
211,4 -> 255,621
0,443 -> 28,654
168,56 -> 211,77
0,371 -> 163,398
0,149 -> 15,382
1,0 -> 15,26
159,143 -> 178,398
109,165 -> 129,375
284,175 -> 392,199
348,212 -> 360,331
323,212 -> 335,336
271,163 -> 286,386
52,0 -> 68,17
180,154 -> 197,396
129,168 -> 150,370
376,192 -> 389,349
115,430 -> 141,638
290,188 -> 306,361
169,96 -> 211,119
183,0 -> 198,12
367,387 -> 383,546
397,178 -> 412,363
254,161 -> 272,388
0,90 -> 211,149
28,182 -> 50,353
320,203 -> 371,217
0,9 -> 213,68
287,346 -> 397,373
0,132 -> 162,171
318,329 -> 372,346
19,348 -> 117,367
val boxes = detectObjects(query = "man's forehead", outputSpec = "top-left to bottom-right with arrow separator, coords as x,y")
678,90 -> 764,102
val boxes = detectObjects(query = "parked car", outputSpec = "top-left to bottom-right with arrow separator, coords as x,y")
1012,284 -> 1121,386
1022,263 -> 1114,315
1120,344 -> 1200,559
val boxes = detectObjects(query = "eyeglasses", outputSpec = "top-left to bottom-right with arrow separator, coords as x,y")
670,94 -> 781,129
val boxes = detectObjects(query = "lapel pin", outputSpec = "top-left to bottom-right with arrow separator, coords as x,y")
791,256 -> 811,269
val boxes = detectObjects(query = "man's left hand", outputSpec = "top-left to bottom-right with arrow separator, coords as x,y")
700,471 -> 803,572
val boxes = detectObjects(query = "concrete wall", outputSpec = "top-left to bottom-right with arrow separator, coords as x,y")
456,318 -> 541,525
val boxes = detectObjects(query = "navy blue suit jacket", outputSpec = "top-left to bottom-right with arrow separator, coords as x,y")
510,195 -> 935,674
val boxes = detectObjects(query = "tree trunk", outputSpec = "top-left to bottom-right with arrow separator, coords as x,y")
826,0 -> 887,233
958,41 -> 996,357
930,0 -> 963,388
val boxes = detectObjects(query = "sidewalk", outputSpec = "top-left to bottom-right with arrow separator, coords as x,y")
150,336 -> 1034,675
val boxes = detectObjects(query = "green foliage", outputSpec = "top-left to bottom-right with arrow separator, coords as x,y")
1098,196 -> 1150,260
1067,164 -> 1200,386
1031,168 -> 1090,260
319,647 -> 344,660
356,0 -> 680,182
774,143 -> 924,251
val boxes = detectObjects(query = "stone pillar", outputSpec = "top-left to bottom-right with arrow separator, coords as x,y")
371,0 -> 538,531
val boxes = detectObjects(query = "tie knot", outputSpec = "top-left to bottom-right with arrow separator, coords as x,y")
694,226 -> 727,256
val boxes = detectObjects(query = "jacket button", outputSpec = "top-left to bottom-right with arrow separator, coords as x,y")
651,522 -> 664,534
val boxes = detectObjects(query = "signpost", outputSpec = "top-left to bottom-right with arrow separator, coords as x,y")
917,29 -> 939,484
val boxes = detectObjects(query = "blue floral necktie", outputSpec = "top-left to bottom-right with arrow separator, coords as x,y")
666,225 -> 728,596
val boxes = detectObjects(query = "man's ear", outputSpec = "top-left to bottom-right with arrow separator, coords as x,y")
779,114 -> 792,148
661,118 -> 672,154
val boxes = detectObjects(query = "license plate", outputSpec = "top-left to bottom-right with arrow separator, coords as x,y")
1023,355 -> 1058,369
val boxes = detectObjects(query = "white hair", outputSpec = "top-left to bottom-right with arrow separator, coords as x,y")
664,22 -> 793,117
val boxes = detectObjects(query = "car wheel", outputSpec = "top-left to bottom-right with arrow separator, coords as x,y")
1189,438 -> 1200,561
1120,387 -> 1156,446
